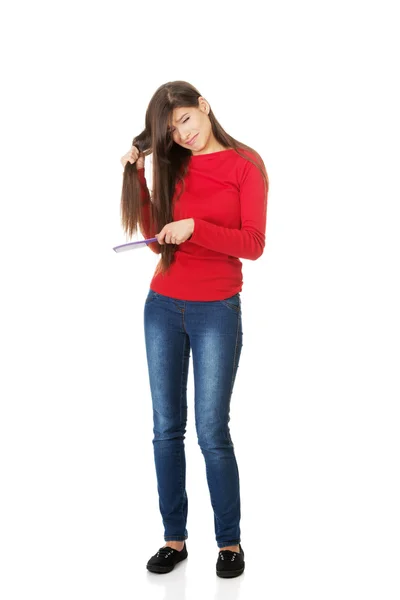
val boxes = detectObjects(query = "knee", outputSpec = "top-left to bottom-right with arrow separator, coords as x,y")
152,413 -> 187,442
196,421 -> 233,452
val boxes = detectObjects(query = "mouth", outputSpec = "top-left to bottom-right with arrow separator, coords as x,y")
186,133 -> 198,145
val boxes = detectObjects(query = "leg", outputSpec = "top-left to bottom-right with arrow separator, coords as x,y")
144,289 -> 190,542
185,294 -> 243,549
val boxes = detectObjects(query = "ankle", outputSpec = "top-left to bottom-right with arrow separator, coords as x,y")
164,540 -> 185,550
219,544 -> 240,552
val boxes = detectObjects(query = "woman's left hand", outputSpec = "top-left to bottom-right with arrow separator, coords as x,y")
156,218 -> 194,245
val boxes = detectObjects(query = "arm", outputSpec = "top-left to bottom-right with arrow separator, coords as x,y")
189,159 -> 268,260
137,168 -> 161,254
137,167 -> 151,206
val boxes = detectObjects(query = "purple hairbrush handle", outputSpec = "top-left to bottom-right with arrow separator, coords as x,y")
113,237 -> 158,253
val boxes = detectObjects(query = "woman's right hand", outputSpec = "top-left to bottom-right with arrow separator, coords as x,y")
120,145 -> 144,170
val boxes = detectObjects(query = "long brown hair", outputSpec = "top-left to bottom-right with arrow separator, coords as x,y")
120,80 -> 269,277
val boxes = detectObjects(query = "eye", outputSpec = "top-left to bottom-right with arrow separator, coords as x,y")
170,117 -> 190,134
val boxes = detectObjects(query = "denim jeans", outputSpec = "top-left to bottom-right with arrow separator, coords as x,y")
143,289 -> 243,548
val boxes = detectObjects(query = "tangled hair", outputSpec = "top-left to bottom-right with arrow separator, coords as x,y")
120,80 -> 269,277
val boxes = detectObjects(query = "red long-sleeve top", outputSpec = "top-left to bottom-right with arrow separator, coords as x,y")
138,148 -> 268,301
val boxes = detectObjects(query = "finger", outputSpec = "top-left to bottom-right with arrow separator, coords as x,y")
129,151 -> 139,163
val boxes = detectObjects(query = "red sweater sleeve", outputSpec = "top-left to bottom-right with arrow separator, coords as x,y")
137,168 -> 160,253
188,158 -> 267,260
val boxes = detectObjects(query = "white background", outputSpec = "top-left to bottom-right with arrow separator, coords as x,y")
1,1 -> 399,599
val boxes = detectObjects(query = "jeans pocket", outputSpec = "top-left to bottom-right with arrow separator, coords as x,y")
219,293 -> 241,312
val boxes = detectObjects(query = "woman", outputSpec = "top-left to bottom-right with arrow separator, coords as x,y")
120,80 -> 268,577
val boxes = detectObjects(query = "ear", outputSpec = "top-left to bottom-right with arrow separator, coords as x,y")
198,96 -> 210,114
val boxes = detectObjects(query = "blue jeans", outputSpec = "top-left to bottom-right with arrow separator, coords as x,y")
143,289 -> 243,548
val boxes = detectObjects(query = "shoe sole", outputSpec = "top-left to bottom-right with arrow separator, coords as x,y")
216,564 -> 245,578
147,564 -> 175,573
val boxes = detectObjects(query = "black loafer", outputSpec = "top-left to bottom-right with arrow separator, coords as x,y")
216,544 -> 245,578
146,542 -> 188,574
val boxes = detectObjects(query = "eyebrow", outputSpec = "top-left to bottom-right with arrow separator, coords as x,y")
168,113 -> 189,130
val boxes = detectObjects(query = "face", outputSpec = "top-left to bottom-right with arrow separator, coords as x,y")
167,97 -> 216,155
